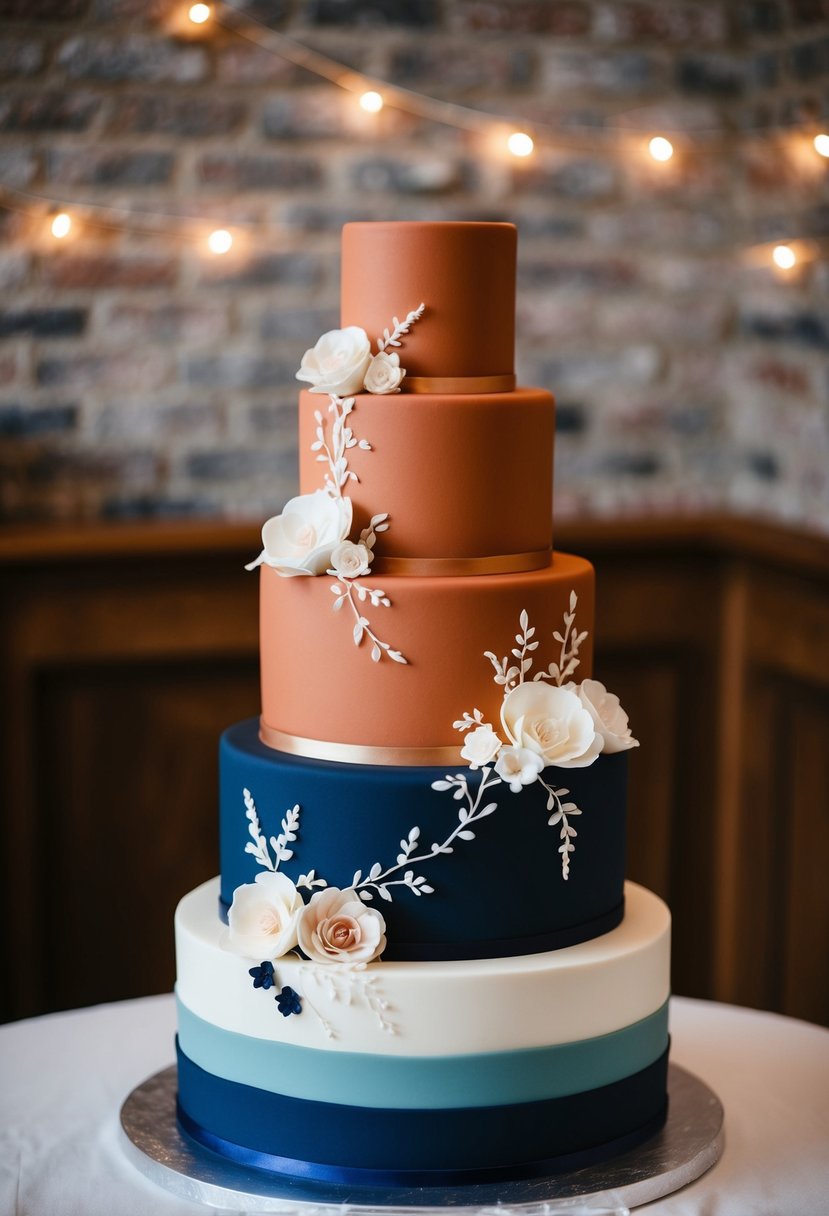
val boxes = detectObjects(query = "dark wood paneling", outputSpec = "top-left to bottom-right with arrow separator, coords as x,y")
1,517 -> 828,1024
35,660 -> 258,1014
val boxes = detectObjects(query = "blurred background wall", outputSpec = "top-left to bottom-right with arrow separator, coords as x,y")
0,0 -> 827,529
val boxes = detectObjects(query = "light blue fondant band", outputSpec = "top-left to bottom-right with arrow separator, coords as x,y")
176,996 -> 669,1110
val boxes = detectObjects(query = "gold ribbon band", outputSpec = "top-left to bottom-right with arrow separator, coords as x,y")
259,720 -> 462,767
372,548 -> 552,578
405,373 -> 516,394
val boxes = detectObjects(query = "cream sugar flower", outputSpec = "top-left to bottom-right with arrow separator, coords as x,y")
364,350 -> 406,395
329,539 -> 371,580
494,746 -> 545,792
298,887 -> 387,965
227,871 -> 304,961
246,489 -> 352,577
577,679 -> 639,754
460,724 -> 502,769
501,681 -> 602,769
296,326 -> 372,397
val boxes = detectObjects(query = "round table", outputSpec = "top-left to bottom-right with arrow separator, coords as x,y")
0,994 -> 827,1215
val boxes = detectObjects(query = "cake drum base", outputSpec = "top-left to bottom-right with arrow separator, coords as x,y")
120,1063 -> 723,1214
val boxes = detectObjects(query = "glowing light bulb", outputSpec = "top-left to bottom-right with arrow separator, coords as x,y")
208,229 -> 233,255
51,212 -> 71,239
188,3 -> 210,23
772,244 -> 796,270
649,136 -> 674,162
814,133 -> 829,158
507,131 -> 534,158
359,91 -> 384,114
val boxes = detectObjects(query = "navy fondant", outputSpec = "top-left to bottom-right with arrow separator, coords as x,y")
176,1038 -> 669,1180
219,719 -> 628,960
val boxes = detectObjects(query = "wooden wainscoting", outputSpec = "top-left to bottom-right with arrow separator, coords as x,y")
1,516 -> 827,1025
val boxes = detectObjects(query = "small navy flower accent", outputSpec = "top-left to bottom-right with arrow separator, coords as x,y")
275,985 -> 302,1017
249,961 -> 276,991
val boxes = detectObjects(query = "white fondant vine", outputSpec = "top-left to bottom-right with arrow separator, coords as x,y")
299,963 -> 396,1039
330,514 -> 407,664
351,769 -> 499,904
311,394 -> 370,499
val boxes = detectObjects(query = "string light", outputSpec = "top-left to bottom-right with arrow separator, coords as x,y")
50,212 -> 72,239
359,90 -> 384,114
208,228 -> 233,254
0,7 -> 819,268
772,244 -> 796,270
507,132 -> 534,158
648,136 -> 674,162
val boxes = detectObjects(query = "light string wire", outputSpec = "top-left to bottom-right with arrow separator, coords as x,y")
0,0 -> 825,263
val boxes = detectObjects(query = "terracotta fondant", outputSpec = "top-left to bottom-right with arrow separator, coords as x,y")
260,553 -> 595,755
299,387 -> 555,561
341,222 -> 516,383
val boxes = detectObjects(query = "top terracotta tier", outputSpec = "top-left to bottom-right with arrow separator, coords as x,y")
341,221 -> 516,391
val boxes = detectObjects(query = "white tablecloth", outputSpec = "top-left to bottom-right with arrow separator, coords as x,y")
0,994 -> 827,1215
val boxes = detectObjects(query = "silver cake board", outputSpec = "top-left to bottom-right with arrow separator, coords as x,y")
120,1063 -> 724,1214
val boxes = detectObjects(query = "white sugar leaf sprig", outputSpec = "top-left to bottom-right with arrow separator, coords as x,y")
376,303 -> 425,354
533,590 -> 588,686
453,708 -> 487,733
541,780 -> 583,880
484,607 -> 541,691
243,787 -> 275,871
243,791 -> 308,875
269,804 -> 300,867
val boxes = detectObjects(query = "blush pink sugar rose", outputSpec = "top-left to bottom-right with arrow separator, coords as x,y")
298,887 -> 387,964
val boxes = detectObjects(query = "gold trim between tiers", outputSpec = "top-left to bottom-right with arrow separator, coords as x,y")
405,374 -> 516,394
372,548 -> 551,577
259,720 -> 463,767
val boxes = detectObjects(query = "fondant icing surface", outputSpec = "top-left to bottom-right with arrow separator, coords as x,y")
260,553 -> 595,753
175,878 -> 671,1056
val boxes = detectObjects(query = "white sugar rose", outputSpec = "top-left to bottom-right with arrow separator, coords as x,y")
501,681 -> 602,769
495,746 -> 544,792
460,724 -> 502,769
246,489 -> 352,577
298,887 -> 387,965
227,871 -> 303,961
329,540 -> 371,580
577,679 -> 639,754
296,326 -> 372,397
364,351 -> 406,395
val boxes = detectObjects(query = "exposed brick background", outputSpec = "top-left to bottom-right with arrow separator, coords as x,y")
0,0 -> 827,528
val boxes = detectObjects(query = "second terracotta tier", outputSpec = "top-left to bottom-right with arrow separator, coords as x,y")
299,388 -> 555,565
260,553 -> 594,761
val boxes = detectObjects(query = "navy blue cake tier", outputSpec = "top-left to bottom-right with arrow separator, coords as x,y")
219,718 -> 628,962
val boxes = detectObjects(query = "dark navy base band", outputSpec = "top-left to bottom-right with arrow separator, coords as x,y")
176,1039 -> 669,1181
216,895 -> 626,961
177,1101 -> 668,1188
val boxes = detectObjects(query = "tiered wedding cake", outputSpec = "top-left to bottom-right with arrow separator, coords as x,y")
174,221 -> 671,1184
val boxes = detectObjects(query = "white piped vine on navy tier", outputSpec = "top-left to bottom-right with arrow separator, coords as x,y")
436,592 -> 639,880
245,306 -> 425,664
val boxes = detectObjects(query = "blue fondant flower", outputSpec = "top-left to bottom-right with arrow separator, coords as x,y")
275,985 -> 302,1017
249,960 -> 276,990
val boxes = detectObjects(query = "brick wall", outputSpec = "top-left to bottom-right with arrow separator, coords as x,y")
0,0 -> 827,529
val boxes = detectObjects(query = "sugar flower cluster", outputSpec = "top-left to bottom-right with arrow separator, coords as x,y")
296,308 -> 424,398
228,870 -> 387,967
461,678 -> 637,793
